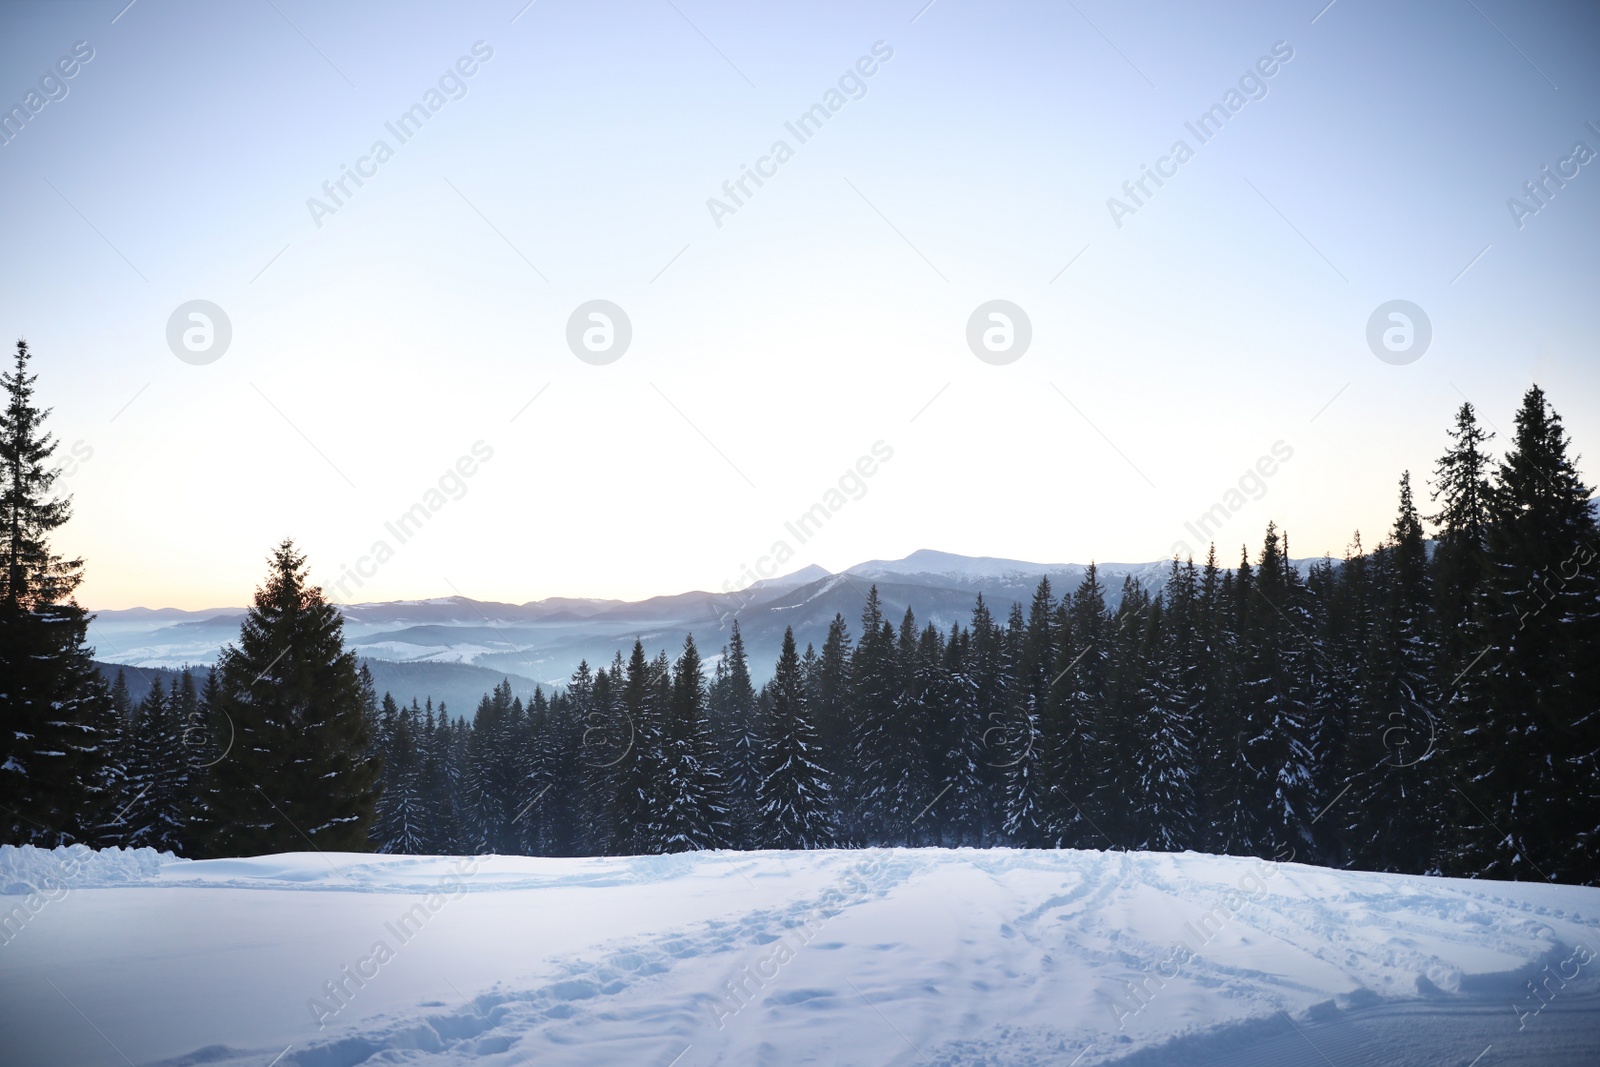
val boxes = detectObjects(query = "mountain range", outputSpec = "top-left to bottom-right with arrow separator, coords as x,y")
90,548 -> 1312,713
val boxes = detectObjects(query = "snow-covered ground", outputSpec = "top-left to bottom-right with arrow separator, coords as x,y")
2,845 -> 1596,1066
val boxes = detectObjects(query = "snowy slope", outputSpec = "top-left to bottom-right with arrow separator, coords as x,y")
2,847 -> 1596,1066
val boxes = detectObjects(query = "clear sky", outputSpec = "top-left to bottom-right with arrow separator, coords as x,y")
3,0 -> 1597,610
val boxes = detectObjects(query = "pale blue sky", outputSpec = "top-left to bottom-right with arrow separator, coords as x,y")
3,0 -> 1596,608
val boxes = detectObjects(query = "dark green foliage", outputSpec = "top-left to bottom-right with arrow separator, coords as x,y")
709,622 -> 760,847
756,627 -> 833,848
194,540 -> 379,857
652,636 -> 730,852
0,340 -> 114,846
12,347 -> 1589,885
1456,388 -> 1600,882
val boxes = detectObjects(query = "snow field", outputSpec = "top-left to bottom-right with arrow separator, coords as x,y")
1,846 -> 1596,1066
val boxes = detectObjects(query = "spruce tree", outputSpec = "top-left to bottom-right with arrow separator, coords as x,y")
109,677 -> 172,849
517,685 -> 555,855
756,627 -> 833,849
711,621 -> 761,847
1098,576 -> 1153,846
876,608 -> 937,841
89,667 -> 136,847
964,595 -> 1009,845
464,680 -> 526,853
196,540 -> 380,856
418,702 -> 464,853
567,659 -> 618,856
357,663 -> 379,761
1004,579 -> 1055,846
994,601 -> 1028,844
654,635 -> 730,852
1046,567 -> 1109,848
1429,402 -> 1496,689
1294,529 -> 1419,873
1352,476 -> 1444,872
373,697 -> 428,854
1191,545 -> 1241,854
1309,540 -> 1365,867
181,667 -> 228,844
610,641 -> 664,854
109,669 -> 132,725
1468,387 -> 1599,882
812,613 -> 854,805
1241,525 -> 1318,861
1213,549 -> 1266,855
0,339 -> 115,846
1135,561 -> 1200,851
847,586 -> 901,844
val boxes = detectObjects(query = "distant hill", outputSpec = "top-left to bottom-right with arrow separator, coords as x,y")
89,548 -> 1336,695
93,659 -> 545,721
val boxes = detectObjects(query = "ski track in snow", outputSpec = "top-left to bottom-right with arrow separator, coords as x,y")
2,847 -> 1597,1066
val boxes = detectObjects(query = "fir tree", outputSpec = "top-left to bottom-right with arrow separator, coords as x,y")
1467,387 -> 1600,882
756,627 -> 834,849
1046,567 -> 1109,848
847,586 -> 902,845
1135,561 -> 1200,851
1430,402 -> 1496,688
418,702 -> 464,853
0,339 -> 114,846
937,619 -> 987,847
1098,576 -> 1153,847
114,677 -> 184,850
196,540 -> 380,856
963,595 -> 1009,845
568,659 -> 620,856
710,621 -> 761,848
1307,540 -> 1365,867
610,641 -> 664,854
1241,525 -> 1318,861
465,680 -> 526,853
373,697 -> 428,854
517,686 -> 556,855
1213,548 -> 1266,855
1005,578 -> 1056,846
357,663 -> 379,761
812,613 -> 854,801
1191,545 -> 1240,854
653,635 -> 730,852
109,669 -> 132,724
883,608 -> 937,841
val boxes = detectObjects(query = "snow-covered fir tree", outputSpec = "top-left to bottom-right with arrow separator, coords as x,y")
755,626 -> 833,849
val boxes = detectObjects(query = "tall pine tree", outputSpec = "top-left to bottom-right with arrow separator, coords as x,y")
196,540 -> 379,856
756,627 -> 833,848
